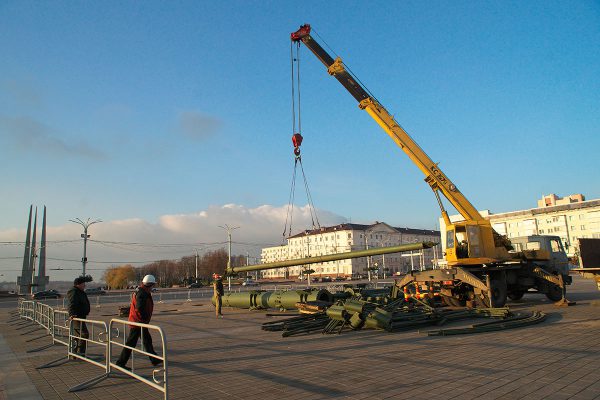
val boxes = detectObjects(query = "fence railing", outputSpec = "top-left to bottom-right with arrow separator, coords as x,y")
17,300 -> 168,399
109,319 -> 168,399
51,310 -> 70,347
68,317 -> 109,369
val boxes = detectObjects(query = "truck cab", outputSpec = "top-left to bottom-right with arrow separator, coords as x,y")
510,235 -> 569,275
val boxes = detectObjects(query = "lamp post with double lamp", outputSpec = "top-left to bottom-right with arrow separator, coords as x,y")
69,218 -> 102,277
219,224 -> 239,291
30,246 -> 39,294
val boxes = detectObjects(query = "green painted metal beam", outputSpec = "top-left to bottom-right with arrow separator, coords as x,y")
227,242 -> 438,274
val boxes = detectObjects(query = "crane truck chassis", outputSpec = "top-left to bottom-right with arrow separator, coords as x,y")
394,235 -> 572,307
290,24 -> 572,308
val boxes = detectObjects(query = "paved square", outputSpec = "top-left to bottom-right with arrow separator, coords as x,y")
2,275 -> 600,400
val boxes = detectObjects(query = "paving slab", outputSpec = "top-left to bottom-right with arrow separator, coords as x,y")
1,275 -> 599,399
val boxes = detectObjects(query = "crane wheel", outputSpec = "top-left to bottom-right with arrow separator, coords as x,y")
507,290 -> 525,301
442,295 -> 465,307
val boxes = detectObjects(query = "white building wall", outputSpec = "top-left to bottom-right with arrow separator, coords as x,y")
439,198 -> 600,257
260,223 -> 441,279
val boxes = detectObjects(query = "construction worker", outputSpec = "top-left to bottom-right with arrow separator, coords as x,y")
213,274 -> 224,318
67,276 -> 91,355
116,274 -> 161,369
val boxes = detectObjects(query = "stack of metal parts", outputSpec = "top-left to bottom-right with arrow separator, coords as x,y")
261,287 -> 546,337
324,297 -> 511,333
262,313 -> 331,337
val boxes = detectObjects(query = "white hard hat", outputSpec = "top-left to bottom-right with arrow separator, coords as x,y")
142,275 -> 156,285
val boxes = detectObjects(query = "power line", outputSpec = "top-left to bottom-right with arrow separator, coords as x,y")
0,240 -> 80,245
88,239 -> 228,248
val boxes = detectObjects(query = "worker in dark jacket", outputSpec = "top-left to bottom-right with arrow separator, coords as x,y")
116,274 -> 161,369
66,276 -> 91,355
213,274 -> 224,318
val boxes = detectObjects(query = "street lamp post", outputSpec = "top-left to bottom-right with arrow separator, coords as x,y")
70,218 -> 102,277
219,224 -> 240,291
195,249 -> 199,281
365,236 -> 371,282
30,246 -> 38,294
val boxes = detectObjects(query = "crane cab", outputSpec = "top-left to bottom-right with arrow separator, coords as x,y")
445,221 -> 506,265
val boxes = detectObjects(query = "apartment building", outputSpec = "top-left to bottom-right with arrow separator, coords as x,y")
260,222 -> 440,279
440,194 -> 600,257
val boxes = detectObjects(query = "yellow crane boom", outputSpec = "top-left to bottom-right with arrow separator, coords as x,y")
291,24 -> 509,265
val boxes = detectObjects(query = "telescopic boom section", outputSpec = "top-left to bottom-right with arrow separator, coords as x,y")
291,24 -> 484,224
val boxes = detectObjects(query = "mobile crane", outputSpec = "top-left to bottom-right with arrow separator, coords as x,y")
291,24 -> 571,307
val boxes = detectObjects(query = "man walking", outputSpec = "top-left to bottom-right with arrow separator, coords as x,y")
67,276 -> 91,356
213,274 -> 224,318
116,274 -> 161,369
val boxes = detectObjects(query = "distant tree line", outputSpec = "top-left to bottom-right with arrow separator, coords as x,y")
102,249 -> 248,289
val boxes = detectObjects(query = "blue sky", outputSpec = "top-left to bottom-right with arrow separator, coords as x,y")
1,1 -> 599,281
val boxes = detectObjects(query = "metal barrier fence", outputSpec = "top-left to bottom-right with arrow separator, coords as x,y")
108,319 -> 168,400
17,301 -> 168,399
20,300 -> 35,321
38,302 -> 52,333
68,317 -> 108,368
17,298 -> 25,316
51,309 -> 70,347
66,317 -> 111,392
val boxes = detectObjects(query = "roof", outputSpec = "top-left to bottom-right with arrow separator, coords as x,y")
488,199 -> 600,220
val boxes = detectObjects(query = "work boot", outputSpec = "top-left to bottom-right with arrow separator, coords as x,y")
115,361 -> 131,371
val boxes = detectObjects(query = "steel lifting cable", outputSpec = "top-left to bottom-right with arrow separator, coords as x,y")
283,159 -> 298,239
283,41 -> 300,241
290,41 -> 298,135
283,40 -> 320,241
297,157 -> 320,229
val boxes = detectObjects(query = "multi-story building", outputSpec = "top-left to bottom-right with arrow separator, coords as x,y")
440,194 -> 600,257
260,222 -> 440,279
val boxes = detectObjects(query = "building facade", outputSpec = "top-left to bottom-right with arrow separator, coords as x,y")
260,222 -> 441,280
440,194 -> 600,257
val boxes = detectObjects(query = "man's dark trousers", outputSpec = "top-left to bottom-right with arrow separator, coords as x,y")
72,320 -> 89,354
116,326 -> 160,366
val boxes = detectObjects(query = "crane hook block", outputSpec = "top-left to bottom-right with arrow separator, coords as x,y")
292,133 -> 303,157
292,132 -> 303,148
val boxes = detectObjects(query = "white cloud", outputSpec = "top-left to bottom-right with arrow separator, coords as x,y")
0,204 -> 347,283
177,110 -> 221,140
0,115 -> 107,160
